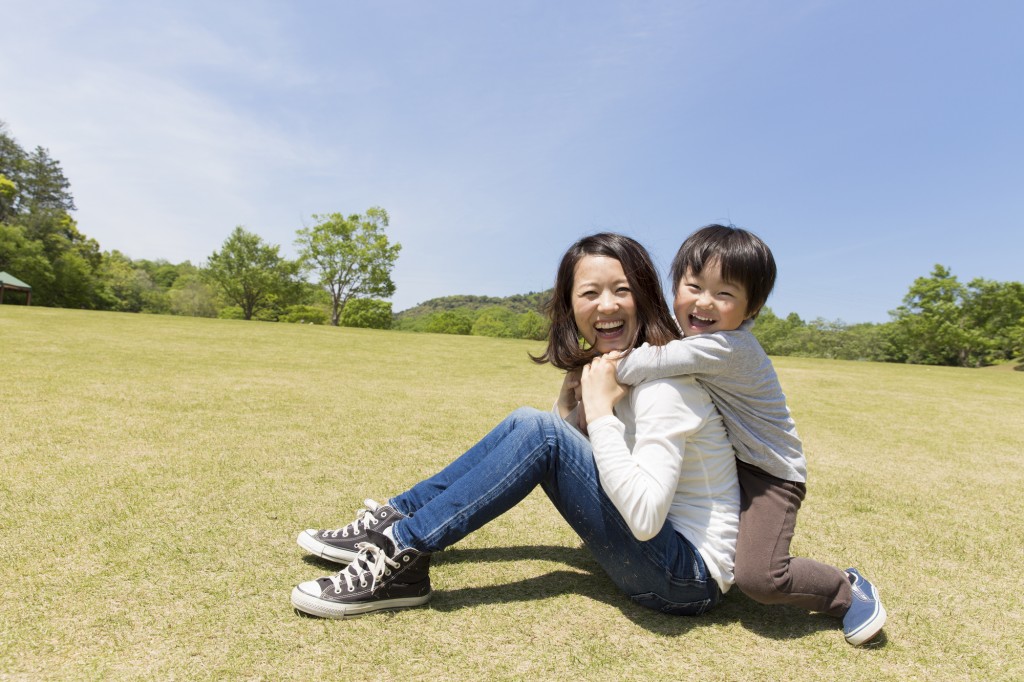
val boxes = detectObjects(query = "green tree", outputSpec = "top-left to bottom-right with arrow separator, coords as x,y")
205,226 -> 299,320
279,305 -> 329,325
99,250 -> 156,313
0,174 -> 16,222
423,309 -> 474,335
961,278 -> 1024,365
168,273 -> 219,317
515,310 -> 548,340
295,208 -> 402,326
888,265 -> 984,367
22,146 -> 76,213
751,307 -> 804,355
339,298 -> 393,329
0,123 -> 27,222
0,222 -> 53,299
471,306 -> 518,338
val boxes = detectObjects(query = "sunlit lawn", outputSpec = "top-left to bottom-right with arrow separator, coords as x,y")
1,305 -> 1022,680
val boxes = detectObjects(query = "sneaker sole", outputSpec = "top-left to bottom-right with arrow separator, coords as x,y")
845,599 -> 887,645
296,531 -> 359,565
290,586 -> 431,619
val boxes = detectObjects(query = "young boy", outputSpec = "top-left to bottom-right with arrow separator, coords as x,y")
615,224 -> 886,646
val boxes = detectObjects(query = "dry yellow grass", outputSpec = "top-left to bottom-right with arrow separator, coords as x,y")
1,306 -> 1022,680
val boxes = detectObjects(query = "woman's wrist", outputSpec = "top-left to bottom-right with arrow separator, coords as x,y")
584,401 -> 614,423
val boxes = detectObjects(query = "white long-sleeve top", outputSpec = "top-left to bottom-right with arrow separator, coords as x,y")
572,376 -> 740,593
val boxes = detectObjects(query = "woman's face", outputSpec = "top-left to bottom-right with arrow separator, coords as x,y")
571,255 -> 637,354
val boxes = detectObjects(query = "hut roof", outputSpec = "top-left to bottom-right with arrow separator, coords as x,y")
0,271 -> 32,290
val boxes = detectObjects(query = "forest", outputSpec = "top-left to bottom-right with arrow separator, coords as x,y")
2,121 -> 1021,368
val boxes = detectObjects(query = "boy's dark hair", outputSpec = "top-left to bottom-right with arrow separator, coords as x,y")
533,232 -> 680,371
670,224 -> 777,318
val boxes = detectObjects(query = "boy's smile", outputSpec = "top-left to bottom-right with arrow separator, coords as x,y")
674,260 -> 751,336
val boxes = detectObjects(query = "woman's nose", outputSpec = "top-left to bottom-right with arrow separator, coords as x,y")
597,291 -> 617,312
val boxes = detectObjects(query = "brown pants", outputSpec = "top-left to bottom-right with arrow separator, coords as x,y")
734,460 -> 852,617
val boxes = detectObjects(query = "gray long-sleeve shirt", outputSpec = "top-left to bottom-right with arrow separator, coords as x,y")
616,319 -> 807,483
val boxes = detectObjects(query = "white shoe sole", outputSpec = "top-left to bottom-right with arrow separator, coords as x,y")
845,600 -> 887,645
296,530 -> 359,565
290,585 -> 431,619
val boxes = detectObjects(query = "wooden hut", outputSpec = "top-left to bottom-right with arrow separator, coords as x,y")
0,271 -> 32,305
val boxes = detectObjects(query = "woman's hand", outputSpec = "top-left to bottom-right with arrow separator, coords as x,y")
557,369 -> 583,419
581,353 -> 627,424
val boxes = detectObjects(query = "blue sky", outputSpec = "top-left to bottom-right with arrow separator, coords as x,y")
2,1 -> 1021,322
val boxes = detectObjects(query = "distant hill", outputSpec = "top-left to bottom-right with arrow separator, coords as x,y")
395,290 -> 552,320
393,290 -> 553,339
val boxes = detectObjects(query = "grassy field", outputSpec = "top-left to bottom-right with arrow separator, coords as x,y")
1,305 -> 1022,681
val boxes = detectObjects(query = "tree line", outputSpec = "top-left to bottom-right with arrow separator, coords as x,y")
2,120 -> 1021,367
753,264 -> 1024,369
0,121 -> 400,328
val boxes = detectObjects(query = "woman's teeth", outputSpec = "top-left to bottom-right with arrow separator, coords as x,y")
595,320 -> 624,334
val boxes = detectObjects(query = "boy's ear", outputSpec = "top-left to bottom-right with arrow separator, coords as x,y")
746,306 -> 761,320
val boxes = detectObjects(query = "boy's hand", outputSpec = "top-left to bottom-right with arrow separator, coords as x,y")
604,350 -> 624,364
581,354 -> 627,424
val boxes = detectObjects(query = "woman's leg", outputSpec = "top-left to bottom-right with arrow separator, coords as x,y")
387,408 -> 540,515
732,460 -> 851,617
392,407 -> 720,615
298,412 -> 547,565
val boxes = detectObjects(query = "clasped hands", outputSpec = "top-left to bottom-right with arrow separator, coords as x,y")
558,351 -> 628,434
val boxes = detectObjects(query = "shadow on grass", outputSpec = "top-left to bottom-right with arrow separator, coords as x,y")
302,544 -> 847,641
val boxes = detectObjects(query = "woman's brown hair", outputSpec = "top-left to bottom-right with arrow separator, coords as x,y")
532,232 -> 679,371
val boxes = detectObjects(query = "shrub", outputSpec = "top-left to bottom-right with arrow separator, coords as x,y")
340,298 -> 392,329
279,305 -> 328,325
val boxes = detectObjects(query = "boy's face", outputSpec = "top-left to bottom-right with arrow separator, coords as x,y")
674,259 -> 751,336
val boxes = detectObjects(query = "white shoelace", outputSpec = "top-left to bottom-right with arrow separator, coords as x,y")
326,499 -> 381,538
329,542 -> 402,594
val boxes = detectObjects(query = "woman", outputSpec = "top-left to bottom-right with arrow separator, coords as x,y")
292,233 -> 740,619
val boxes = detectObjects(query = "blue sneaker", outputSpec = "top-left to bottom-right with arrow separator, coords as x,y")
843,568 -> 887,645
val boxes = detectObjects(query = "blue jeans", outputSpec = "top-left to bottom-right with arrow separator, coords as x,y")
389,407 -> 721,616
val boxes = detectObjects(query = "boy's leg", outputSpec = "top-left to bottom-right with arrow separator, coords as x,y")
732,461 -> 851,617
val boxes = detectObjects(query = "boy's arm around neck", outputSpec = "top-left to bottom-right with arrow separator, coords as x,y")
616,332 -> 739,386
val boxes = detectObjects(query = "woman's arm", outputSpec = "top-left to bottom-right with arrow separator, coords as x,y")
556,368 -> 583,419
583,363 -> 700,540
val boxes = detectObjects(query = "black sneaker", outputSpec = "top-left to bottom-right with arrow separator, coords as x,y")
291,528 -> 432,619
297,499 -> 407,565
